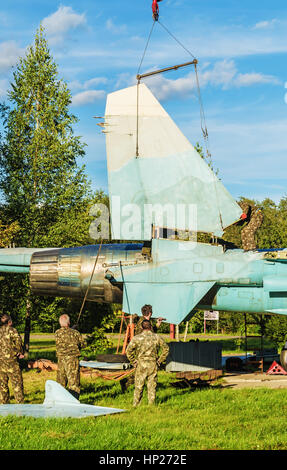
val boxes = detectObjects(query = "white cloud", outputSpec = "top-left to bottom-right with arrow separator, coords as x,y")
147,60 -> 280,101
0,78 -> 9,98
42,6 -> 87,45
234,72 -> 280,87
253,19 -> 278,30
71,89 -> 106,107
106,19 -> 127,35
0,41 -> 24,75
69,77 -> 108,92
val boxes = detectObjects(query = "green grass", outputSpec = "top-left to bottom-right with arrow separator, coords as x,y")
0,334 -> 285,450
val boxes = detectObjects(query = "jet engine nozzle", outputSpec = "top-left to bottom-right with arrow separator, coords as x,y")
30,244 -> 143,303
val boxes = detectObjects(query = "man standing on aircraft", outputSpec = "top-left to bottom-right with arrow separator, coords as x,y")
238,202 -> 264,251
126,320 -> 169,406
55,314 -> 85,400
0,314 -> 24,404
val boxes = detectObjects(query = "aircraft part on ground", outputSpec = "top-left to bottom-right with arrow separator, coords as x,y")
80,361 -> 131,370
0,380 -> 125,418
105,83 -> 242,239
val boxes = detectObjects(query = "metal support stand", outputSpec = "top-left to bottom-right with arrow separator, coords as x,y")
116,312 -> 135,355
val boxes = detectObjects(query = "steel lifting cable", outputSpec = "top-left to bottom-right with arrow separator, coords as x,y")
137,18 -> 208,154
76,239 -> 103,327
157,20 -> 224,231
157,20 -> 197,61
158,20 -> 209,152
136,20 -> 157,157
194,61 -> 224,231
136,18 -> 224,231
193,59 -> 223,230
137,20 -> 157,77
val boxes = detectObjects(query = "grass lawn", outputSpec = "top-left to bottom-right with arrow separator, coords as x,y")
0,334 -> 285,451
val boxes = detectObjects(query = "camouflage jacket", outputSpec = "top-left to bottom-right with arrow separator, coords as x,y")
135,316 -> 158,336
126,330 -> 169,366
55,327 -> 84,358
0,324 -> 24,361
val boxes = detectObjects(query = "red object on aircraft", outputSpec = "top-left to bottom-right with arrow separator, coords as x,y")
240,213 -> 247,220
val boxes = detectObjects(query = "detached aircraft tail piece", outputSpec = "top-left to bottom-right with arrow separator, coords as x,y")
105,83 -> 243,239
0,380 -> 125,418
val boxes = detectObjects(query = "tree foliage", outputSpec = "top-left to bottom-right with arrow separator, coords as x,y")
0,27 -> 112,346
0,26 -> 91,248
0,219 -> 20,247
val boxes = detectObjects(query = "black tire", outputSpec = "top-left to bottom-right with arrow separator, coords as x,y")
96,353 -> 129,363
280,349 -> 287,372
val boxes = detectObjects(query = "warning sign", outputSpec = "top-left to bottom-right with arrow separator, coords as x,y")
204,311 -> 219,321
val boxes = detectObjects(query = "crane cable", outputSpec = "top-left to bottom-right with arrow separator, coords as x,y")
75,239 -> 103,328
136,18 -> 209,154
157,20 -> 210,158
136,20 -> 156,157
136,18 -> 224,231
137,20 -> 157,76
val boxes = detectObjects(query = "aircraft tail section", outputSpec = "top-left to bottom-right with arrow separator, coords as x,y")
104,83 -> 243,240
43,380 -> 79,405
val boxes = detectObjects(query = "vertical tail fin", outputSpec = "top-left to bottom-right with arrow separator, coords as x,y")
104,83 -> 242,240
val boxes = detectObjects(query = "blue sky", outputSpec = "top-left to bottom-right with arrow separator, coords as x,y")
0,0 -> 287,203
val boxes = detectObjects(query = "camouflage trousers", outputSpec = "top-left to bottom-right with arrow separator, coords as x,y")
241,211 -> 264,251
57,356 -> 80,397
133,360 -> 158,407
0,360 -> 24,404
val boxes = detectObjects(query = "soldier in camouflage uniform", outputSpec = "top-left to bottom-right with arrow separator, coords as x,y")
120,305 -> 165,392
126,320 -> 169,406
239,202 -> 264,251
55,314 -> 85,399
135,304 -> 164,335
0,314 -> 24,404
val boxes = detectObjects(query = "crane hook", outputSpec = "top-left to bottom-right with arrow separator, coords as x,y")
152,0 -> 163,22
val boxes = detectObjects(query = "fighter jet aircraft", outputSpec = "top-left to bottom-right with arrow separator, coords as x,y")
0,83 -> 286,325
